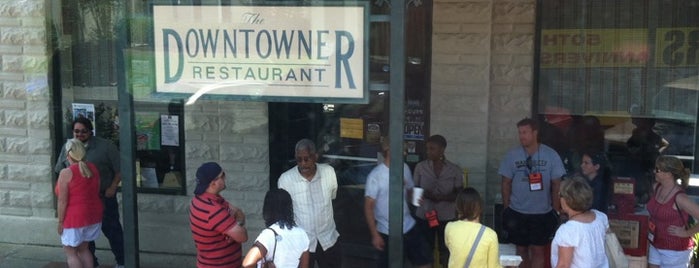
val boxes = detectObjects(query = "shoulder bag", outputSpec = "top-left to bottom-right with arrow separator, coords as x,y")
261,228 -> 279,268
605,230 -> 628,268
464,225 -> 486,268
675,196 -> 698,266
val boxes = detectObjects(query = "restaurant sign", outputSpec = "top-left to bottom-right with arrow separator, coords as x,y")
153,5 -> 367,103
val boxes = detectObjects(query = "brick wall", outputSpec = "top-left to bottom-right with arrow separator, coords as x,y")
0,0 -> 52,219
430,0 -> 536,215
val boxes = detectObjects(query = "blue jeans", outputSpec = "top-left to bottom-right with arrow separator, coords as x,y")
89,196 -> 125,266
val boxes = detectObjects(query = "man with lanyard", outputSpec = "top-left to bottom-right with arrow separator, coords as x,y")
499,118 -> 565,268
54,117 -> 125,268
278,138 -> 342,267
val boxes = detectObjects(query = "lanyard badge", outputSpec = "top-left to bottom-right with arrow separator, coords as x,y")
529,172 -> 543,191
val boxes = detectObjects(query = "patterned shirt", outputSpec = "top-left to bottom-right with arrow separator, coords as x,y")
647,189 -> 694,250
278,163 -> 339,252
190,192 -> 242,268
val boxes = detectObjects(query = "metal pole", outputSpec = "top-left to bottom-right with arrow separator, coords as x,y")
389,0 -> 406,267
116,2 -> 140,266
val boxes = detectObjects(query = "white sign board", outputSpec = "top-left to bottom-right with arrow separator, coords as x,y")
153,5 -> 367,101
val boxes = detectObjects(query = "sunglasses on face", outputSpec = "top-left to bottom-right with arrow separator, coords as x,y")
73,129 -> 90,134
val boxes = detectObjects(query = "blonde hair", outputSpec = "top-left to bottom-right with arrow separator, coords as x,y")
65,139 -> 93,178
656,155 -> 691,188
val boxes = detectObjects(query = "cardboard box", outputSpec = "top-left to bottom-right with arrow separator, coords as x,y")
609,213 -> 649,256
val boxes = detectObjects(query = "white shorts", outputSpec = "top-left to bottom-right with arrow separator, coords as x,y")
648,244 -> 693,268
61,222 -> 101,247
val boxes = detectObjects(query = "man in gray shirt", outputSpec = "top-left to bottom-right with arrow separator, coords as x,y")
499,118 -> 565,268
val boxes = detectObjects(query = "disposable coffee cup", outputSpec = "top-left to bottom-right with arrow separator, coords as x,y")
412,187 -> 424,206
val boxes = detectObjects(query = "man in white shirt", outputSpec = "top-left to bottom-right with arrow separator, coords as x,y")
364,138 -> 432,268
278,138 -> 342,268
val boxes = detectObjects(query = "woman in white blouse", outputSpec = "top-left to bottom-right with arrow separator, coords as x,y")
551,176 -> 609,268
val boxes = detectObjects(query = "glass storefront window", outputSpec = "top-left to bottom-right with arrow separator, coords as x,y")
55,0 -> 188,194
53,0 -> 431,264
536,0 -> 699,202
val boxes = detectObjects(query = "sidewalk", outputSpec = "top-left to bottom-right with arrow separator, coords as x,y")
0,241 -> 385,268
0,242 -> 196,268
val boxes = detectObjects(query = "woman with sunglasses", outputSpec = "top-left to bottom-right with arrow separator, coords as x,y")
647,156 -> 699,268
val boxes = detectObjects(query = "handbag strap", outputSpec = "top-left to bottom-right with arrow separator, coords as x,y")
674,194 -> 690,230
267,228 -> 279,262
464,225 -> 486,268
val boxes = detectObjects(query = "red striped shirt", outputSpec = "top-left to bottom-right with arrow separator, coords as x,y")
190,192 -> 241,268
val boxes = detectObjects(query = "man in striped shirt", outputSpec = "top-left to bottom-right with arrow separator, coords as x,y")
278,139 -> 342,267
190,162 -> 248,268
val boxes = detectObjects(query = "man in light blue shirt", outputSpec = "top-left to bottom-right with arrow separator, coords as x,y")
499,118 -> 566,268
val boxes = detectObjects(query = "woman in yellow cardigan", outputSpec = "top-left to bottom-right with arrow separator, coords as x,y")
445,187 -> 502,268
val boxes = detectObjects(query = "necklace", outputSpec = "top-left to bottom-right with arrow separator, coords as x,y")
658,185 -> 677,203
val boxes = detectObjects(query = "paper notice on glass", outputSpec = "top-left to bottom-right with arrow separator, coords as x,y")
161,115 -> 179,146
72,103 -> 96,136
340,118 -> 363,139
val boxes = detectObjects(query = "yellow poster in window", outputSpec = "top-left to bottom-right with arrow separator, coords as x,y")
340,118 -> 363,139
655,27 -> 699,67
540,29 -> 648,68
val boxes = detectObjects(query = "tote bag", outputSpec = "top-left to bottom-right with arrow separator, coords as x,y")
605,231 -> 628,268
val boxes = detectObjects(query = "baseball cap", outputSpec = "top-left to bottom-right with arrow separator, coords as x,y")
194,162 -> 223,195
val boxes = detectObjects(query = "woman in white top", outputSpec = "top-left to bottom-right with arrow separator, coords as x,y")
243,189 -> 310,268
551,176 -> 609,268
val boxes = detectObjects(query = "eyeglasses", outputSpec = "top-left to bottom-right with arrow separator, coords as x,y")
73,129 -> 90,134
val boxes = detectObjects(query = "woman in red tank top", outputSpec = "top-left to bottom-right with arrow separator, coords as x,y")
646,156 -> 699,268
56,139 -> 103,268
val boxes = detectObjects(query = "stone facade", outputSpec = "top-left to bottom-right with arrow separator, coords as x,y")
0,0 -> 56,229
0,0 -> 536,256
430,0 -> 535,214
